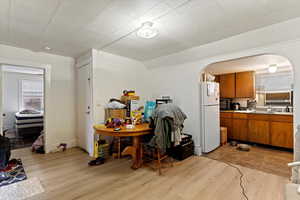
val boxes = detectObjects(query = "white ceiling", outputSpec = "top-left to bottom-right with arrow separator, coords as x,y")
205,54 -> 292,75
1,0 -> 300,61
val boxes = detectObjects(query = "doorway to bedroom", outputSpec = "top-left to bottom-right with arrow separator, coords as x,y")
1,65 -> 45,151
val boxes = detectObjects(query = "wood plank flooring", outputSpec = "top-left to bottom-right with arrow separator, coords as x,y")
11,147 -> 288,200
206,144 -> 293,178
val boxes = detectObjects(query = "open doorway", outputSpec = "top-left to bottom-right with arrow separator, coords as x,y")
200,54 -> 294,178
2,65 -> 45,151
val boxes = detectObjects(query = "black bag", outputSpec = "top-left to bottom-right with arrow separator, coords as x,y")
0,135 -> 11,170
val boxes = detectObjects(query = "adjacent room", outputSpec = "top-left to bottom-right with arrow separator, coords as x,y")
2,65 -> 44,151
1,1 -> 300,200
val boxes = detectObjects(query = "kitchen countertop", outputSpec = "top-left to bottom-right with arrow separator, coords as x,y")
220,110 -> 293,115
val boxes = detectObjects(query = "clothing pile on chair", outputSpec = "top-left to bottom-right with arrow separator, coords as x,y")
149,103 -> 187,153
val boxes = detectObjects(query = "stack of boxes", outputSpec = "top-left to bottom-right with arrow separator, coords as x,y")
120,94 -> 140,118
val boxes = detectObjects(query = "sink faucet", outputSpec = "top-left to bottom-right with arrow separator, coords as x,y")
267,105 -> 272,112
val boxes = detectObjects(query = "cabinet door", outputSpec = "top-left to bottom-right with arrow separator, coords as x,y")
220,73 -> 235,98
235,71 -> 255,98
248,120 -> 270,145
232,119 -> 248,141
220,118 -> 233,139
271,122 -> 293,149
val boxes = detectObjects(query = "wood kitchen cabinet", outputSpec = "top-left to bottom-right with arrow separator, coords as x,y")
220,112 -> 293,149
270,117 -> 293,149
219,73 -> 235,98
248,120 -> 270,145
232,114 -> 248,141
232,119 -> 248,141
218,71 -> 255,99
235,71 -> 255,98
248,114 -> 270,145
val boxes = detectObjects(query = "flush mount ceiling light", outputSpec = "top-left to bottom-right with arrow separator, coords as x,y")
268,64 -> 278,73
44,46 -> 51,50
136,21 -> 158,39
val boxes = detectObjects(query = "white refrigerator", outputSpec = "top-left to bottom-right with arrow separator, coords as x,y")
200,82 -> 220,153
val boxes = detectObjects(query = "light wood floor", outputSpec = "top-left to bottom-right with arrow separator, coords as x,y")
12,147 -> 288,200
206,144 -> 293,178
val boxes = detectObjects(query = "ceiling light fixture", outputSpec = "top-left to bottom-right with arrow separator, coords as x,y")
44,46 -> 51,50
268,64 -> 278,73
137,21 -> 158,39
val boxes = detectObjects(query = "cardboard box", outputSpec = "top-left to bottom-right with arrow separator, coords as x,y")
105,109 -> 126,120
120,95 -> 140,103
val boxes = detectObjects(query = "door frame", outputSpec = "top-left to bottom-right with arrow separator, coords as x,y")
76,63 -> 94,156
0,57 -> 51,153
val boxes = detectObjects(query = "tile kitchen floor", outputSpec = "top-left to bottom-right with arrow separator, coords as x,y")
205,144 -> 293,178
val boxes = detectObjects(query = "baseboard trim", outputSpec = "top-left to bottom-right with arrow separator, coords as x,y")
194,145 -> 202,156
46,139 -> 77,153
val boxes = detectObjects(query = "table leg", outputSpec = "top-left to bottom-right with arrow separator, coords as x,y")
122,136 -> 141,169
118,137 -> 121,159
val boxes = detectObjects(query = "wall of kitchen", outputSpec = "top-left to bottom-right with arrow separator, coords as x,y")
146,39 -> 300,156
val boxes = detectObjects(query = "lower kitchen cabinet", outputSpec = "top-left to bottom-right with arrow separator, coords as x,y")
220,111 -> 293,149
270,122 -> 293,149
248,120 -> 270,145
232,119 -> 248,141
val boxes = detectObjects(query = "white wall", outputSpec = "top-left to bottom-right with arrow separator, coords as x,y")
92,50 -> 150,124
2,72 -> 43,130
256,71 -> 293,92
0,44 -> 76,153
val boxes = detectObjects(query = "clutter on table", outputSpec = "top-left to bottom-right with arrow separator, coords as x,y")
144,101 -> 156,122
105,118 -> 123,128
91,91 -> 195,166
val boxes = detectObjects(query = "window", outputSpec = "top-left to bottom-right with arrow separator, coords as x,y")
20,79 -> 44,111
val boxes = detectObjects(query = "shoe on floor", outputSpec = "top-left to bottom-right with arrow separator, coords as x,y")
88,157 -> 105,166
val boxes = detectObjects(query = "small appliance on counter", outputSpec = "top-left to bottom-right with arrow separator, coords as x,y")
231,102 -> 241,110
220,99 -> 232,110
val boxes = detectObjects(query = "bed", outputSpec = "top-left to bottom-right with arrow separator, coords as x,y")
15,112 -> 44,137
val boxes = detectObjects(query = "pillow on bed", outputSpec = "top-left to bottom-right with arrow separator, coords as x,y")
19,110 -> 40,115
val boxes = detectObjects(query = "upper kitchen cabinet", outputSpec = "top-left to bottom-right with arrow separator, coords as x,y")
235,71 -> 255,98
219,73 -> 236,98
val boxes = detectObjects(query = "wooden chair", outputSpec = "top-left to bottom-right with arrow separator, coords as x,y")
141,143 -> 173,175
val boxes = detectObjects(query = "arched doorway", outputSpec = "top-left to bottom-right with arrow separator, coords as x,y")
199,54 -> 294,178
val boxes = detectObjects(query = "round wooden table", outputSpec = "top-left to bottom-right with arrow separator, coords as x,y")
93,123 -> 153,169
